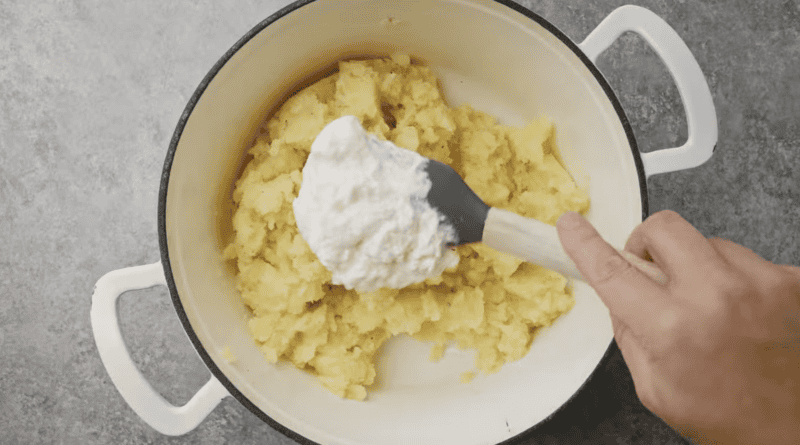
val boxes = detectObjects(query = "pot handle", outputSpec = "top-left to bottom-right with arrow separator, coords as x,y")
579,5 -> 718,177
90,262 -> 229,436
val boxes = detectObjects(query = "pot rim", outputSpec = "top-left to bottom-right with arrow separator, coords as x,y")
158,1 -> 648,443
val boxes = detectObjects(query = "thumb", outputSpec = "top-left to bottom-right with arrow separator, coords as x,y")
556,211 -> 664,318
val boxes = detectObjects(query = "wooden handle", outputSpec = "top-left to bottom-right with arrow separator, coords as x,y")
482,208 -> 668,285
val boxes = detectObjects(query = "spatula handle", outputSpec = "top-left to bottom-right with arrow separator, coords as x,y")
482,208 -> 667,285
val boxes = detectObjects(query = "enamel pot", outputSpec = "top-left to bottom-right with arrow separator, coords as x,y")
91,1 -> 717,444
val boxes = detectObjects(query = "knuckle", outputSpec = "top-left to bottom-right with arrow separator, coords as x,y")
716,272 -> 751,298
707,236 -> 732,246
571,220 -> 602,245
590,251 -> 634,286
705,275 -> 744,309
709,237 -> 761,263
695,269 -> 753,332
645,209 -> 684,230
706,237 -> 730,252
628,211 -> 685,254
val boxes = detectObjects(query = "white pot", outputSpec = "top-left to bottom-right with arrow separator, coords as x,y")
91,1 -> 717,444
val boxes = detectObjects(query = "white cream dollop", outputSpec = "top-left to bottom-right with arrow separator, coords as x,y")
293,115 -> 459,292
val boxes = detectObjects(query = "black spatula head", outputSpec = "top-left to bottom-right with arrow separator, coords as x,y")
424,159 -> 490,246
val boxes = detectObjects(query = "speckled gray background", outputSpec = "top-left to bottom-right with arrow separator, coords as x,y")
1,0 -> 797,444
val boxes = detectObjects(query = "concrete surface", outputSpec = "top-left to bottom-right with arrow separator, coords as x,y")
1,0 -> 798,444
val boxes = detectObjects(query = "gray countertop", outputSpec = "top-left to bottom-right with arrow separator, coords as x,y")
2,0 -> 798,444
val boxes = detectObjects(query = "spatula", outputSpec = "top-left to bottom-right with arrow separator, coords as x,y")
424,158 -> 668,285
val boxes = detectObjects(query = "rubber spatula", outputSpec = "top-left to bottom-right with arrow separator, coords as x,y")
424,158 -> 667,285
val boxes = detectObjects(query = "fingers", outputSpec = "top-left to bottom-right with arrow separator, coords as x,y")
557,211 -> 668,326
624,210 -> 721,282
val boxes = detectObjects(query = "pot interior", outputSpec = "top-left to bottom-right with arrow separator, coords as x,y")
161,0 -> 644,443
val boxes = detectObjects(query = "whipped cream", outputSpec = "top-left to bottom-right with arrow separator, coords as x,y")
293,116 -> 459,292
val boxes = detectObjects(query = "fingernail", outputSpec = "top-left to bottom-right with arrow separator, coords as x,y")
558,211 -> 584,230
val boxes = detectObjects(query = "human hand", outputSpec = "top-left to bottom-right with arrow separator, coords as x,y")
556,210 -> 800,445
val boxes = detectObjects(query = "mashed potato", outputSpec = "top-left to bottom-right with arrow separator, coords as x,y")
225,55 -> 590,400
